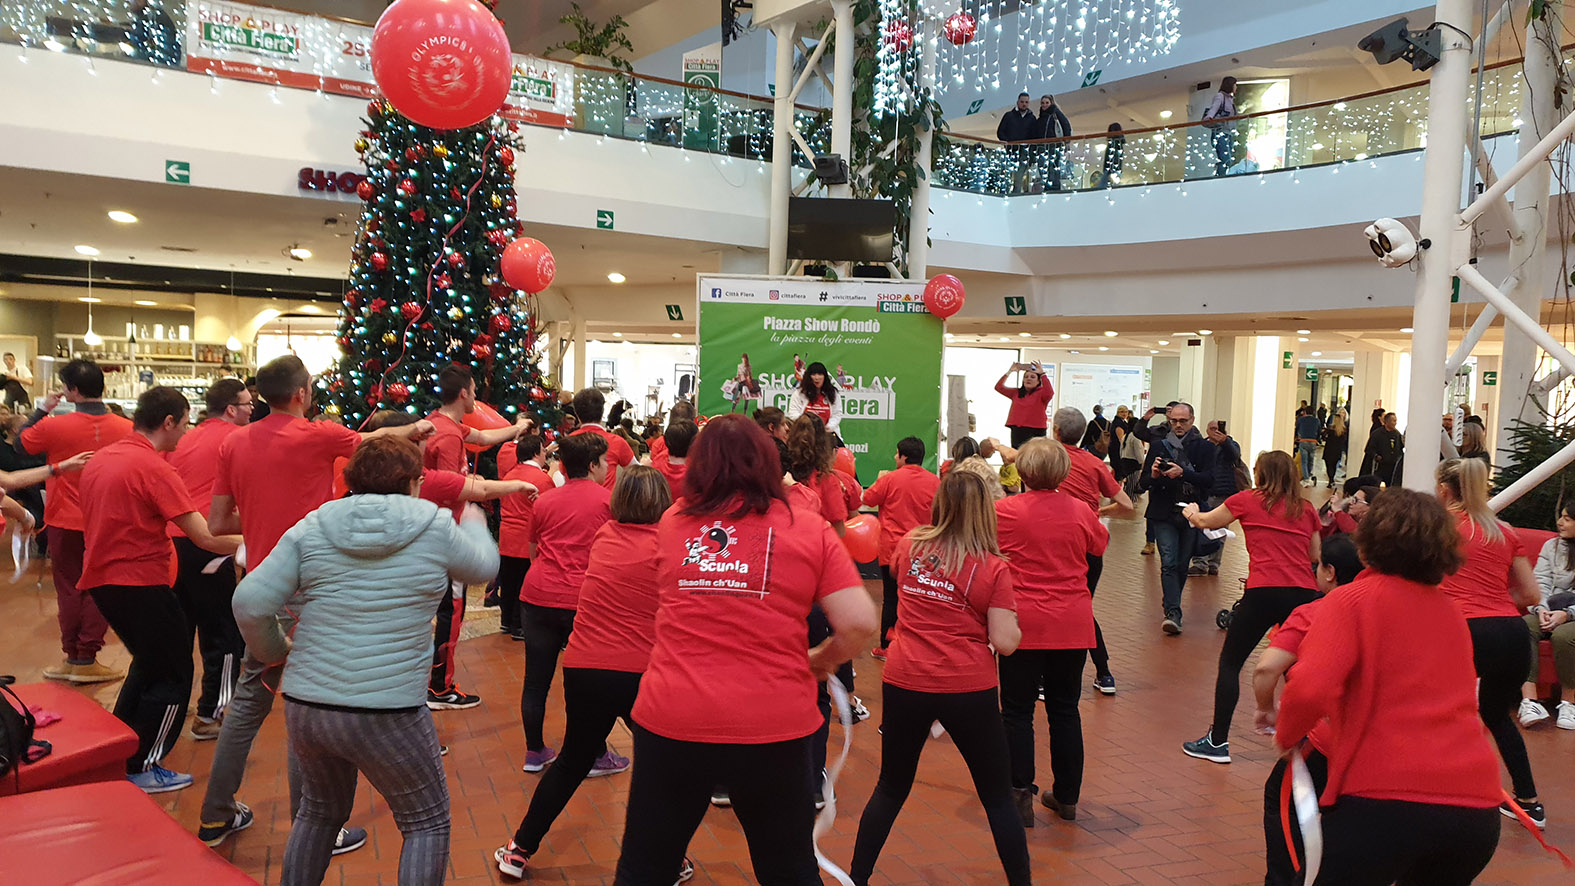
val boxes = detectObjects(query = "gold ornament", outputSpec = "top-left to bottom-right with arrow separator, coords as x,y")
326,404 -> 341,415
382,332 -> 397,344
448,306 -> 466,320
354,137 -> 369,153
490,194 -> 503,209
433,144 -> 449,158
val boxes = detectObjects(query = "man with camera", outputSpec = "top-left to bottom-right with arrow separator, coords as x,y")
1137,402 -> 1215,635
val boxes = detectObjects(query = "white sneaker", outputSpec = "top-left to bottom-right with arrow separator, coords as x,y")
1519,698 -> 1551,728
1558,700 -> 1575,731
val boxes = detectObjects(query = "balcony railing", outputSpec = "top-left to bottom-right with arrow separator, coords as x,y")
0,0 -> 1552,198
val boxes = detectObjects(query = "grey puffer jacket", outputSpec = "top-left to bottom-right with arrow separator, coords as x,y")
1534,536 -> 1575,617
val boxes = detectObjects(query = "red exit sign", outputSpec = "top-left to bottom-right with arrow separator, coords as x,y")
298,167 -> 364,193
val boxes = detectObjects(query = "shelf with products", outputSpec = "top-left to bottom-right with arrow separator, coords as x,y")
52,334 -> 255,401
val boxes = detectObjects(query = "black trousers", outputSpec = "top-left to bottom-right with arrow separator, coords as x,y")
614,726 -> 819,886
1313,796 -> 1499,885
428,579 -> 465,694
998,647 -> 1086,804
805,605 -> 852,795
1087,554 -> 1111,678
1263,748 -> 1329,886
87,584 -> 193,774
850,685 -> 1030,886
513,667 -> 639,853
497,555 -> 530,634
520,602 -> 578,752
1008,426 -> 1045,449
171,536 -> 243,720
1468,615 -> 1538,799
879,565 -> 898,648
1210,587 -> 1322,745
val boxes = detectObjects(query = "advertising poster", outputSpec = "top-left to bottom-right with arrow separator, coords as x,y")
500,55 -> 576,128
682,43 -> 721,151
184,0 -> 378,97
697,277 -> 943,485
1059,363 -> 1147,416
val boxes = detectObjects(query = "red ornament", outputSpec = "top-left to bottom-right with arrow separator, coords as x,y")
883,19 -> 913,51
338,335 -> 352,349
486,229 -> 509,247
529,385 -> 547,402
447,251 -> 464,268
329,378 -> 344,392
420,321 -> 435,331
370,0 -> 512,130
435,272 -> 453,289
497,146 -> 515,166
368,383 -> 383,403
370,252 -> 389,272
922,273 -> 966,319
385,382 -> 410,403
345,289 -> 361,307
474,333 -> 493,346
400,301 -> 423,320
367,99 -> 384,118
398,178 -> 416,196
385,159 -> 400,172
472,341 -> 494,360
943,12 -> 977,45
363,358 -> 384,373
370,298 -> 388,313
367,218 -> 381,233
410,208 -> 428,223
500,237 -> 556,293
489,313 -> 512,333
356,180 -> 375,200
404,148 -> 420,163
543,428 -> 557,443
450,186 -> 463,199
489,281 -> 512,302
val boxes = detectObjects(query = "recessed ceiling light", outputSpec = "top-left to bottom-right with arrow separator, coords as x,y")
1310,144 -> 1325,151
1311,351 -> 1323,357
1296,328 -> 1311,335
607,272 -> 626,284
74,245 -> 99,256
1103,330 -> 1118,337
1018,332 -> 1031,338
133,299 -> 156,306
1197,329 -> 1213,335
1098,346 -> 1110,351
1069,349 -> 1081,354
999,336 -> 1010,342
1157,339 -> 1170,346
78,296 -> 102,303
613,332 -> 623,337
1159,109 -> 1173,119
1298,337 -> 1309,342
671,332 -> 682,338
1150,349 -> 1159,354
1400,327 -> 1414,333
107,210 -> 138,224
1059,333 -> 1071,339
944,332 -> 955,339
287,246 -> 312,260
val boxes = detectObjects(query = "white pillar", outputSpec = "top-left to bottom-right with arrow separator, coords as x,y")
1273,343 -> 1301,456
830,0 -> 854,200
1401,0 -> 1474,491
570,315 -> 587,391
907,17 -> 937,279
768,21 -> 797,276
1177,337 -> 1219,421
1477,354 -> 1502,453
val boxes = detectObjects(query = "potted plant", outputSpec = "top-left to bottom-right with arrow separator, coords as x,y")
544,2 -> 636,135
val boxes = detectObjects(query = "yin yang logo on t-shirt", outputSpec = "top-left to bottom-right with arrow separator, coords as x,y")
676,520 -> 773,599
682,521 -> 736,565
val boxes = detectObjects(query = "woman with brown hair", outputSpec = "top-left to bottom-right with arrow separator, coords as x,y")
784,413 -> 848,535
1435,457 -> 1544,826
1322,409 -> 1348,488
850,470 -> 1028,885
1180,450 -> 1321,764
1273,489 -> 1503,884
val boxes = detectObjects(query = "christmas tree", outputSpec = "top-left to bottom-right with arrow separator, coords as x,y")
320,101 -> 562,434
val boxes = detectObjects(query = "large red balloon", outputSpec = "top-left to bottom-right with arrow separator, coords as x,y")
501,237 -> 556,293
833,446 -> 857,478
923,273 -> 967,320
842,514 -> 880,563
463,401 -> 511,452
371,0 -> 513,131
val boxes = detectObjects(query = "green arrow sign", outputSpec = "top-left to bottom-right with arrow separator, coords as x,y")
1451,276 -> 1461,303
967,98 -> 984,114
596,209 -> 615,230
1305,367 -> 1318,381
1004,296 -> 1026,316
165,160 -> 190,184
665,304 -> 684,321
1483,370 -> 1498,386
1282,351 -> 1293,370
1081,69 -> 1103,88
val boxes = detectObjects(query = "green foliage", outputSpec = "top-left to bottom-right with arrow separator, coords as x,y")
1495,418 -> 1573,530
545,2 -> 635,72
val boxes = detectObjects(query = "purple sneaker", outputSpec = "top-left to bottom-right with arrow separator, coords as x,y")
587,748 -> 631,778
522,747 -> 558,773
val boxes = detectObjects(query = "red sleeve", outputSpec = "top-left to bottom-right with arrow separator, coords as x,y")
1224,490 -> 1252,518
148,461 -> 198,520
995,378 -> 1015,399
212,434 -> 236,497
496,443 -> 518,477
1334,510 -> 1358,534
1276,591 -> 1356,749
19,419 -> 53,455
1084,507 -> 1110,557
1302,502 -> 1322,537
610,432 -> 634,468
985,557 -> 1017,611
319,421 -> 362,458
815,524 -> 864,600
817,473 -> 848,523
1269,602 -> 1318,654
1038,382 -> 1054,405
862,474 -> 889,507
1504,524 -> 1531,559
420,469 -> 467,510
1096,462 -> 1121,499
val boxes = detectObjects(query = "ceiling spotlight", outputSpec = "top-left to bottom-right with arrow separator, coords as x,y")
1365,217 -> 1422,267
286,245 -> 312,261
1103,330 -> 1118,337
1098,346 -> 1110,351
1197,329 -> 1213,335
78,296 -> 102,303
1018,332 -> 1032,338
1298,337 -> 1309,342
1157,339 -> 1170,346
74,244 -> 100,256
671,332 -> 682,338
107,210 -> 138,224
225,336 -> 243,352
613,331 -> 623,337
1401,326 -> 1414,333
1296,329 -> 1311,335
1150,349 -> 1159,354
999,336 -> 1011,342
134,299 -> 156,306
1059,333 -> 1071,339
1159,109 -> 1173,119
1311,351 -> 1324,357
607,272 -> 626,284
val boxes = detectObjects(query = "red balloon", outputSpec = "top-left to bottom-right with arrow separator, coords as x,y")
500,237 -> 556,293
883,19 -> 913,52
463,401 -> 510,452
842,514 -> 880,563
370,0 -> 513,131
943,12 -> 977,45
923,273 -> 966,320
833,447 -> 856,478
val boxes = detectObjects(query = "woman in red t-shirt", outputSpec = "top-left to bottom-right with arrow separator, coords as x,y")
994,361 -> 1054,449
994,438 -> 1109,825
784,414 -> 849,536
1274,489 -> 1503,883
1181,450 -> 1321,764
849,471 -> 1028,886
495,467 -> 695,880
1435,457 -> 1544,825
786,361 -> 843,436
612,415 -> 877,884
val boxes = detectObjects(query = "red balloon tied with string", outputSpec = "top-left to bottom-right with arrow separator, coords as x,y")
500,237 -> 556,293
842,514 -> 880,563
923,274 -> 966,319
462,401 -> 510,452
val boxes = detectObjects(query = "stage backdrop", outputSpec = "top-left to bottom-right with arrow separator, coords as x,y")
697,276 -> 943,485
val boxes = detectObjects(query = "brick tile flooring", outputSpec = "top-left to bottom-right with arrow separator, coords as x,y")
6,509 -> 1573,884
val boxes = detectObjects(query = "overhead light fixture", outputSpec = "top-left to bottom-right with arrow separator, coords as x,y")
78,296 -> 102,304
613,331 -> 623,337
671,332 -> 682,338
1150,349 -> 1159,354
1296,329 -> 1311,335
1358,17 -> 1443,72
1018,332 -> 1031,338
998,336 -> 1010,342
225,336 -> 242,352
1098,346 -> 1110,351
812,154 -> 850,185
1298,337 -> 1310,342
1159,109 -> 1173,119
1311,351 -> 1323,357
1310,143 -> 1325,151
1197,329 -> 1213,335
1365,218 -> 1421,267
107,210 -> 138,224
1103,330 -> 1118,337
134,299 -> 156,306
944,332 -> 955,339
1157,339 -> 1170,346
82,263 -> 103,346
1059,333 -> 1071,339
286,245 -> 312,261
74,244 -> 99,256
1401,326 -> 1414,333
607,272 -> 626,284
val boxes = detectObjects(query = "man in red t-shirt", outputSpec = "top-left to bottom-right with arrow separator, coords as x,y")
78,386 -> 241,794
197,355 -> 431,851
567,387 -> 634,491
499,434 -> 555,637
654,420 -> 696,500
862,436 -> 940,656
19,358 -> 133,684
423,363 -> 532,474
167,378 -> 253,740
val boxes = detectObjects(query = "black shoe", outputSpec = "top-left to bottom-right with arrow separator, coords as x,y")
1039,790 -> 1077,821
1012,786 -> 1036,828
483,588 -> 501,608
1162,610 -> 1183,635
1181,731 -> 1231,764
333,826 -> 368,855
427,687 -> 481,710
1501,797 -> 1547,829
198,802 -> 254,847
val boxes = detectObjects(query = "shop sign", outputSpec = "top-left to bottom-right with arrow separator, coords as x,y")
297,167 -> 364,194
184,0 -> 378,98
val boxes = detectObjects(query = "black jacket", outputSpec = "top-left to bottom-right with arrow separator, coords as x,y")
1138,426 -> 1216,522
997,108 -> 1039,143
1036,106 -> 1072,140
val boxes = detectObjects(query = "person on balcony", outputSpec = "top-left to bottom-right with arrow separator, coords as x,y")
997,93 -> 1039,196
1203,76 -> 1238,177
1096,123 -> 1125,189
1035,95 -> 1073,191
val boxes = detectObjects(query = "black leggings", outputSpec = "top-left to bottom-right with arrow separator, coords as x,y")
497,555 -> 530,634
1087,554 -> 1110,679
850,685 -> 1030,886
1468,615 -> 1538,799
1263,748 -> 1328,886
520,602 -> 578,752
1210,586 -> 1321,745
171,536 -> 243,720
613,726 -> 819,886
1008,426 -> 1045,449
998,647 -> 1086,804
879,565 -> 898,648
513,667 -> 639,853
1313,796 -> 1499,885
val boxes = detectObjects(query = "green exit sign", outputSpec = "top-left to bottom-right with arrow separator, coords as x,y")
967,98 -> 984,114
1483,370 -> 1498,386
1081,69 -> 1103,87
596,209 -> 615,230
1305,367 -> 1318,381
1282,351 -> 1293,370
1004,296 -> 1026,316
665,304 -> 684,321
165,159 -> 190,184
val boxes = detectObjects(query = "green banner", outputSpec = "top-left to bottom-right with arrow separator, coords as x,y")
697,277 -> 943,486
682,44 -> 721,152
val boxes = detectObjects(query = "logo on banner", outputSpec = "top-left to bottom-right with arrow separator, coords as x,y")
769,290 -> 780,301
199,10 -> 301,58
511,66 -> 556,101
710,288 -> 723,299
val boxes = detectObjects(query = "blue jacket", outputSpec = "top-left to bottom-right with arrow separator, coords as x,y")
232,494 -> 499,710
1207,436 -> 1243,500
1137,426 -> 1216,522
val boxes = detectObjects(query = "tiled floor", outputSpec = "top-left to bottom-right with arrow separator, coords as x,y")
7,508 -> 1574,885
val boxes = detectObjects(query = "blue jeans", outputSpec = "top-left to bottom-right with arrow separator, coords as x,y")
1212,128 -> 1234,176
1150,518 -> 1196,616
1297,441 -> 1317,480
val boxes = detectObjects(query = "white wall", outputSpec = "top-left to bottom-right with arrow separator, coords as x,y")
942,346 -> 1019,445
581,339 -> 698,419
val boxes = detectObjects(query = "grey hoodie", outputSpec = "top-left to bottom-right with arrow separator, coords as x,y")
232,494 -> 498,710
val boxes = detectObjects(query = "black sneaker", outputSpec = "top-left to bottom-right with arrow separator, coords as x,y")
1181,731 -> 1231,763
333,826 -> 368,855
1162,610 -> 1183,635
1501,798 -> 1547,829
427,687 -> 481,710
709,789 -> 731,808
1012,785 -> 1037,827
1093,673 -> 1116,695
198,801 -> 254,847
674,856 -> 696,884
1039,790 -> 1077,821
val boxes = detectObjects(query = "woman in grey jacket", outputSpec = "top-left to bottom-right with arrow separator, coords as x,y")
1520,502 -> 1575,731
233,436 -> 499,886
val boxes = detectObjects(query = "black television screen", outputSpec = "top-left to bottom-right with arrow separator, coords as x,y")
787,197 -> 895,263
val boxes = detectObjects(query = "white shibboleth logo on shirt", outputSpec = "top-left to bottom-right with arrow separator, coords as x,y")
901,554 -> 971,608
678,521 -> 773,600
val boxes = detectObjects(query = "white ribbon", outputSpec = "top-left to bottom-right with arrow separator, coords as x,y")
10,529 -> 30,583
1290,748 -> 1323,885
813,680 -> 857,886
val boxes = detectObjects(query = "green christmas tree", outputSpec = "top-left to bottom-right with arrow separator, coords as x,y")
320,98 -> 562,435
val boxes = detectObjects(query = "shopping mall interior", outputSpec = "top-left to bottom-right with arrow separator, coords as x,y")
3,0 -> 1575,883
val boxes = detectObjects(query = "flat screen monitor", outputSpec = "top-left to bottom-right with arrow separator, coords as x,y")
787,197 -> 895,263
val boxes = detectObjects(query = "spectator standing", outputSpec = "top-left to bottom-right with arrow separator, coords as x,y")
1079,404 -> 1112,456
1322,409 -> 1348,488
1203,76 -> 1238,176
1357,407 -> 1385,476
2,352 -> 33,408
1188,420 -> 1242,577
1096,123 -> 1124,188
1035,94 -> 1073,191
1294,407 -> 1322,485
996,92 -> 1039,195
1369,412 -> 1404,484
1137,402 -> 1215,634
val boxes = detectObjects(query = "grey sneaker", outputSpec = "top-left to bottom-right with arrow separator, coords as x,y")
1162,610 -> 1183,635
1181,731 -> 1231,764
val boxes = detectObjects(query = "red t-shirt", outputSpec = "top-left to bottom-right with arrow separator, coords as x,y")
78,434 -> 197,588
213,413 -> 361,567
862,465 -> 940,565
995,489 -> 1109,649
561,522 -> 663,673
1267,599 -> 1332,754
571,425 -> 635,490
883,535 -> 1016,693
648,436 -> 669,464
499,461 -> 554,558
787,482 -> 823,520
831,469 -> 862,515
656,458 -> 687,502
420,468 -> 466,514
20,410 -> 133,531
995,379 -> 1054,429
633,500 -> 864,743
811,470 -> 848,525
496,440 -> 519,477
1276,572 -> 1502,808
166,418 -> 240,537
1439,512 -> 1527,619
802,395 -> 832,426
422,410 -> 470,474
520,478 -> 612,609
1225,491 -> 1320,591
1060,445 -> 1122,511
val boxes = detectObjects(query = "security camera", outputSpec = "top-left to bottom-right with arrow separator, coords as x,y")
1359,18 -> 1442,71
1364,218 -> 1421,268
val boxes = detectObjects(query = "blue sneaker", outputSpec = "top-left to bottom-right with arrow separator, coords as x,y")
128,765 -> 194,794
587,748 -> 631,778
333,826 -> 368,856
198,801 -> 254,846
